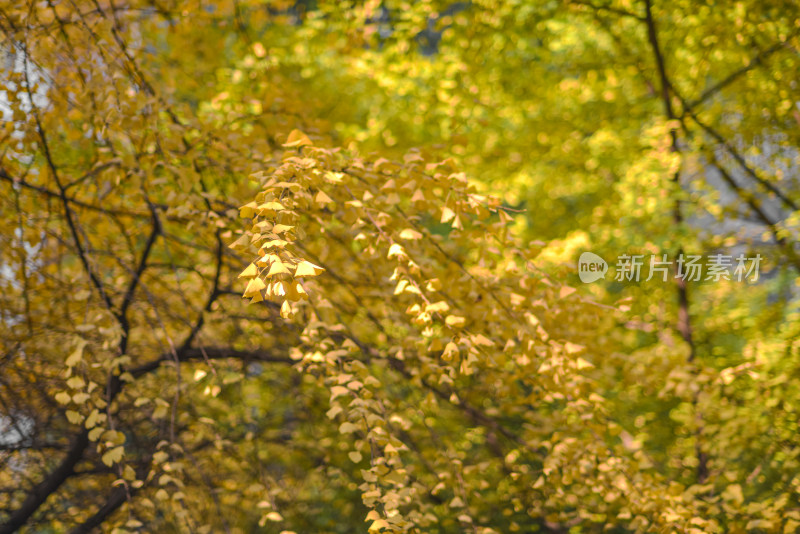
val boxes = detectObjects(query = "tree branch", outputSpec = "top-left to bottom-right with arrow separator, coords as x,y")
687,32 -> 799,110
130,347 -> 293,378
643,0 -> 704,482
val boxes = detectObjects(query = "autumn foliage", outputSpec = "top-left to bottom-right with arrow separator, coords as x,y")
2,1 -> 800,533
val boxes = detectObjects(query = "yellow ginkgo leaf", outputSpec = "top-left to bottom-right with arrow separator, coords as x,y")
440,207 -> 456,223
387,243 -> 406,259
315,190 -> 333,204
101,446 -> 124,467
280,300 -> 294,319
238,201 -> 258,218
282,129 -> 312,148
272,224 -> 294,234
399,228 -> 423,240
445,315 -> 466,328
368,519 -> 390,532
267,260 -> 290,277
294,260 -> 324,278
243,277 -> 266,297
238,263 -> 258,278
443,341 -> 459,361
258,201 -> 285,212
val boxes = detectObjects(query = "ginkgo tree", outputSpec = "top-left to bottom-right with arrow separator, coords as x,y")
1,0 -> 800,533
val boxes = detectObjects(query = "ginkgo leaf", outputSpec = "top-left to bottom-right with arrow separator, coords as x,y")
85,409 -> 101,429
324,171 -> 344,183
339,422 -> 358,434
273,181 -> 302,192
238,263 -> 258,278
267,260 -> 290,277
258,201 -> 285,212
229,233 -> 251,249
559,286 -> 577,299
368,519 -> 389,532
282,129 -> 312,148
449,497 -> 465,508
88,426 -> 104,442
72,392 -> 90,404
260,239 -> 288,249
471,334 -> 494,347
315,190 -> 334,204
440,206 -> 456,223
443,342 -> 459,362
101,446 -> 124,467
243,277 -> 266,296
280,300 -> 294,319
425,301 -> 450,314
65,341 -> 86,367
445,315 -> 466,328
294,260 -> 324,277
239,202 -> 258,218
387,243 -> 406,259
398,228 -> 423,240
66,411 -> 82,425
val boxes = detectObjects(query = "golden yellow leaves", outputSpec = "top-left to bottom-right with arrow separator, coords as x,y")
425,301 -> 450,314
101,446 -> 125,467
239,202 -> 258,219
294,260 -> 324,277
442,341 -> 459,362
233,154 -> 334,312
65,338 -> 87,367
238,263 -> 258,278
315,190 -> 334,205
387,243 -> 407,260
398,228 -> 423,240
227,138 -> 617,532
267,259 -> 291,277
259,201 -> 286,212
440,206 -> 456,224
444,315 -> 466,328
282,129 -> 313,148
243,277 -> 266,297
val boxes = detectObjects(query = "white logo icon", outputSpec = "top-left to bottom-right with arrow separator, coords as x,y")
578,252 -> 608,283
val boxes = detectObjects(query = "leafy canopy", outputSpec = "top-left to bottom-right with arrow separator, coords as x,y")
1,0 -> 800,533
